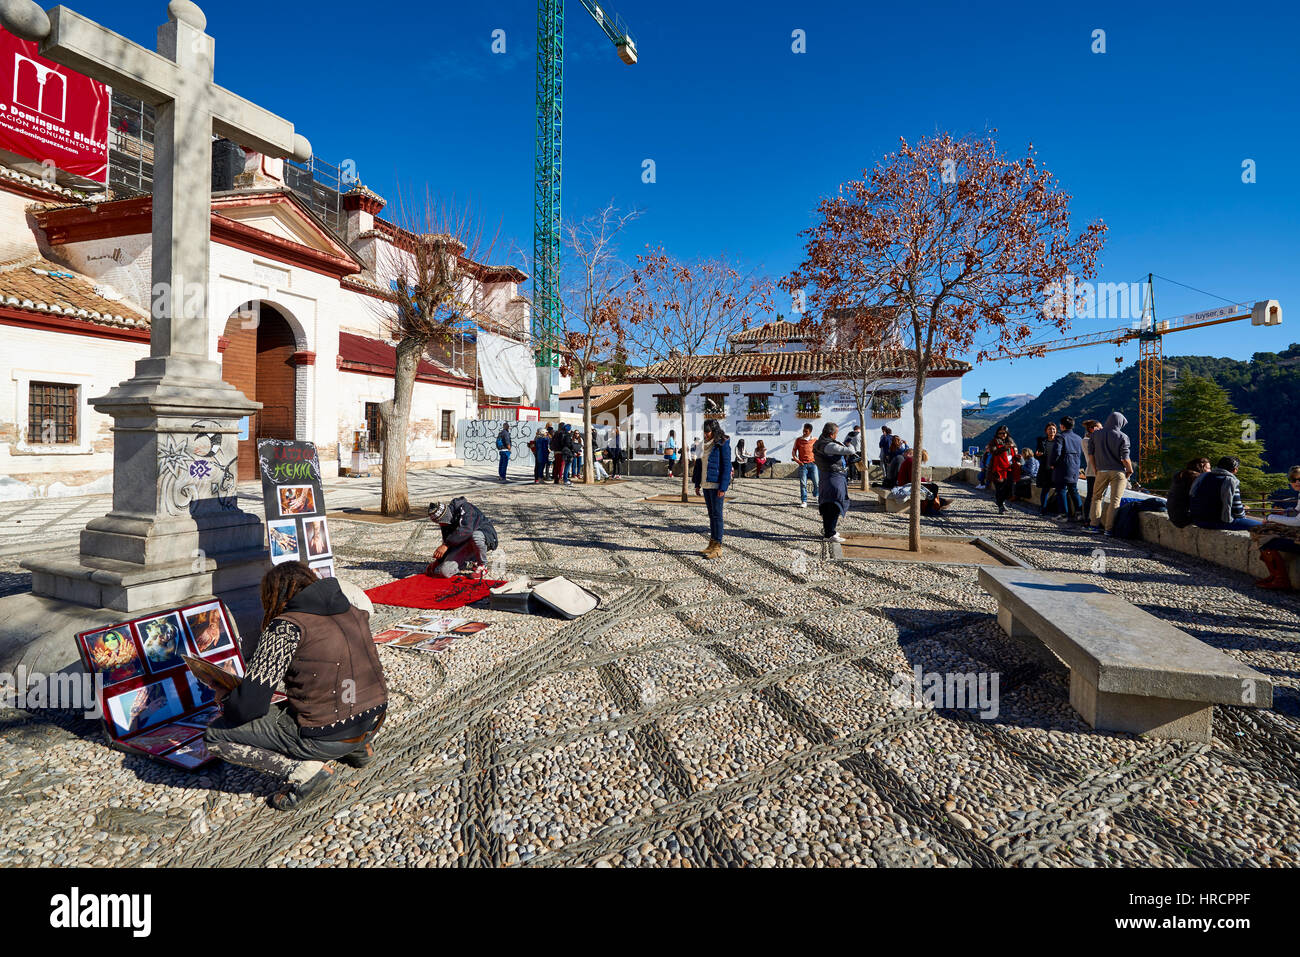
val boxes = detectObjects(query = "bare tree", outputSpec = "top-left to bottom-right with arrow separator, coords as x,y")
558,204 -> 638,484
788,132 -> 1106,550
627,250 -> 774,502
372,190 -> 499,515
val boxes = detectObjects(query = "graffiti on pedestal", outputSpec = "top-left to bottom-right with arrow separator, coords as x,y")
157,420 -> 239,516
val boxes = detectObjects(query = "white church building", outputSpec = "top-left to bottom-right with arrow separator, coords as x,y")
0,151 -> 537,498
626,319 -> 970,466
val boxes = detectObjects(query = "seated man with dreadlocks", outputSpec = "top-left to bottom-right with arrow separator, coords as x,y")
204,563 -> 388,810
427,498 -> 498,577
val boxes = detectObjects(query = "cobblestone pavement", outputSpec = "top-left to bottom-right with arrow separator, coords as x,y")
1,475 -> 1298,867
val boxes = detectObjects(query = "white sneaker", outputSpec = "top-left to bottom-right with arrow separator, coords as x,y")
831,532 -> 846,543
799,502 -> 808,508
975,484 -> 987,490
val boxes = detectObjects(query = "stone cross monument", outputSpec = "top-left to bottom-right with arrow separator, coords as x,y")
1,0 -> 312,616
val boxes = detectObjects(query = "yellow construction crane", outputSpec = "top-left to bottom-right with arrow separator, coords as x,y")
991,278 -> 1282,485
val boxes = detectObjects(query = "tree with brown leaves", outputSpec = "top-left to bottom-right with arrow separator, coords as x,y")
373,191 -> 499,515
627,251 -> 773,502
787,132 -> 1106,550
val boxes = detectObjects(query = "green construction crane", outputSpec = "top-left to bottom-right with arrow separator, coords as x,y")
534,0 -> 637,408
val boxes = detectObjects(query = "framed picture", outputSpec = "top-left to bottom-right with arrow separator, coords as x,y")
136,612 -> 187,675
277,484 -> 317,517
303,517 -> 331,559
309,560 -> 335,579
80,625 -> 145,687
106,681 -> 184,737
267,519 -> 300,563
124,723 -> 202,756
182,602 -> 234,656
163,739 -> 214,770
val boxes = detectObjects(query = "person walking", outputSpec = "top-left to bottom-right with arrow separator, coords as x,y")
496,422 -> 512,483
1079,419 -> 1101,522
1047,416 -> 1084,522
793,423 -> 819,508
699,419 -> 733,559
1035,422 -> 1058,512
664,430 -> 679,479
531,425 -> 552,484
988,432 -> 1017,513
1089,412 -> 1133,533
813,423 -> 859,542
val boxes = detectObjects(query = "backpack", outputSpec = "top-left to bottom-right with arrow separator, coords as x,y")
496,433 -> 507,450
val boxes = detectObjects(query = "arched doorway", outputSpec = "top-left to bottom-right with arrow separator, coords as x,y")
221,302 -> 297,480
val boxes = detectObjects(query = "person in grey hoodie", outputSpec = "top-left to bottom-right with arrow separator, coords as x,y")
1089,411 -> 1133,533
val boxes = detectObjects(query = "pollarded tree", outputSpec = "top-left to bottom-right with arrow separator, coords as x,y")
627,251 -> 774,502
558,204 -> 638,484
373,191 -> 499,515
787,132 -> 1107,550
1161,373 -> 1278,498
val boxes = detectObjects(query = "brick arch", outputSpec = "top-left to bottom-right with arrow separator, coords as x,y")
220,302 -> 298,481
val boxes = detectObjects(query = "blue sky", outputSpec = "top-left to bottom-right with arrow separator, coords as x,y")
79,0 -> 1299,401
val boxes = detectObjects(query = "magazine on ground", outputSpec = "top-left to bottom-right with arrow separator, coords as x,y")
372,617 -> 491,653
74,600 -> 245,770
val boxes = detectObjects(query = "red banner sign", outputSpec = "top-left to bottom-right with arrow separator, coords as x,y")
0,27 -> 109,184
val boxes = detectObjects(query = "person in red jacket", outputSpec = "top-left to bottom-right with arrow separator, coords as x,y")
987,432 -> 1018,514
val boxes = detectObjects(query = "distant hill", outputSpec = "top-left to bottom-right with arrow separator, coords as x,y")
961,393 -> 1037,439
969,343 -> 1300,474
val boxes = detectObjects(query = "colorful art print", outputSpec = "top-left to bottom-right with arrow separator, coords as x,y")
80,625 -> 145,686
398,615 -> 466,635
124,723 -> 202,755
271,691 -> 288,704
391,631 -> 434,647
213,655 -> 244,678
183,602 -> 234,656
163,739 -> 214,769
267,519 -> 300,562
310,560 -> 335,579
303,517 -> 331,559
136,612 -> 187,674
277,484 -> 317,517
447,621 -> 490,637
106,681 -> 184,738
372,629 -> 410,645
257,439 -> 322,486
412,636 -> 454,654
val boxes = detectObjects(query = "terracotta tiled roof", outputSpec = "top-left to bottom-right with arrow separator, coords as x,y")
0,257 -> 149,330
728,319 -> 818,344
628,349 -> 970,382
558,383 -> 632,400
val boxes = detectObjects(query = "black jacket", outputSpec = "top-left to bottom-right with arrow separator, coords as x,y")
1167,469 -> 1196,527
441,496 -> 498,550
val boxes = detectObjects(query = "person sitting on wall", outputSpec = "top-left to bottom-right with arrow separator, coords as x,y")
752,440 -> 773,478
733,439 -> 751,479
426,498 -> 499,577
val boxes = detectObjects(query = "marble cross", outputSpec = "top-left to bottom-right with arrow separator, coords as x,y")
0,0 -> 311,362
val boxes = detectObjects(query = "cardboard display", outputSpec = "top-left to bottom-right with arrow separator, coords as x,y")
74,600 -> 245,770
257,440 -> 333,569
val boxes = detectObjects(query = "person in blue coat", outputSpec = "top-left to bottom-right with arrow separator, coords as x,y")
1047,415 -> 1084,521
699,419 -> 732,559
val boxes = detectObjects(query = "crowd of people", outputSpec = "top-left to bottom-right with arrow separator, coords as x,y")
492,421 -> 630,487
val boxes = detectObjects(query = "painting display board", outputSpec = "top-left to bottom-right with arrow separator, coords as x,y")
257,439 -> 334,574
74,600 -> 244,770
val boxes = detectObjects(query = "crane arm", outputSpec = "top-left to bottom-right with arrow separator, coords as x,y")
575,0 -> 638,63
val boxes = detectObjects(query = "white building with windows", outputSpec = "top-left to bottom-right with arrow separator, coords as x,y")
625,319 -> 970,466
0,152 -> 534,499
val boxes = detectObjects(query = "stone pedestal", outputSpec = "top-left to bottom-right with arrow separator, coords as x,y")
1069,671 -> 1214,743
23,356 -> 269,615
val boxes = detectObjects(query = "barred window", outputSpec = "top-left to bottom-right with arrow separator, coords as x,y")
747,394 -> 770,415
870,390 -> 903,419
364,402 -> 384,453
440,410 -> 454,442
28,381 -> 78,445
702,393 -> 727,417
796,392 -> 821,415
655,394 -> 681,415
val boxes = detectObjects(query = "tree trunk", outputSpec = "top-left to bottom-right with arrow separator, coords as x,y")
858,407 -> 870,491
380,337 -> 422,516
582,383 -> 594,484
679,404 -> 689,502
908,376 -> 925,551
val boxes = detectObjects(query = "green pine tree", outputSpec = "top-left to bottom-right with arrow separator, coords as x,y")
1161,374 -> 1279,497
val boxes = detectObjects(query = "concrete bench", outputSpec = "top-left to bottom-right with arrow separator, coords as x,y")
870,486 -> 909,513
1136,511 -> 1300,587
978,566 -> 1271,742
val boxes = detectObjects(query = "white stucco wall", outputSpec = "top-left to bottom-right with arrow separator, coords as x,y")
628,375 -> 966,467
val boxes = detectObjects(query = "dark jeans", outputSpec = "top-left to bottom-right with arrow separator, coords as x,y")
994,477 -> 1013,509
1081,475 -> 1095,518
703,488 -> 724,542
1050,481 -> 1083,518
534,456 -> 549,481
205,703 -> 367,781
820,501 -> 844,536
498,450 -> 510,479
1195,516 -> 1263,531
691,459 -> 702,492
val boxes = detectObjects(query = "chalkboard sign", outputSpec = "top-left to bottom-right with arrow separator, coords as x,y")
256,439 -> 333,574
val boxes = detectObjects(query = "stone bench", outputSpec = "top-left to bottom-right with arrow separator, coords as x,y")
870,486 -> 909,513
1136,511 -> 1300,587
978,566 -> 1271,742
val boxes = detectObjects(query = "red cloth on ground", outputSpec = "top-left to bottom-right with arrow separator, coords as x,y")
364,574 -> 505,610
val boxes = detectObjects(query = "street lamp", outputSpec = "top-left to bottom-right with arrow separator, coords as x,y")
978,389 -> 990,410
